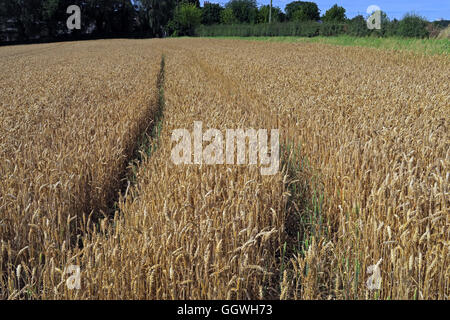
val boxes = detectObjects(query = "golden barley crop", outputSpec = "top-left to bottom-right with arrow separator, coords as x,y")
0,38 -> 448,300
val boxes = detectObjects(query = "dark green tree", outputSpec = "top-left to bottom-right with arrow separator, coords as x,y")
291,8 -> 309,22
113,0 -> 136,34
285,1 -> 320,21
136,0 -> 176,37
1,0 -> 45,40
322,4 -> 346,22
257,5 -> 283,23
169,2 -> 202,36
220,7 -> 238,24
225,0 -> 257,24
186,0 -> 200,7
39,0 -> 60,37
347,15 -> 370,37
397,13 -> 429,38
202,2 -> 223,25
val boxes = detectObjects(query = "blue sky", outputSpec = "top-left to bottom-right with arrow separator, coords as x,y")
200,1 -> 450,21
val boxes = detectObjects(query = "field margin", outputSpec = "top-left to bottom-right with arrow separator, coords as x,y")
194,35 -> 450,55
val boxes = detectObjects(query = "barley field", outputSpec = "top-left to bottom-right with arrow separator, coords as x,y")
0,38 -> 448,300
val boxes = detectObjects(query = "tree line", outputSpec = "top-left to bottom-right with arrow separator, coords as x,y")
195,1 -> 447,39
0,0 -> 201,42
1,1 -> 448,43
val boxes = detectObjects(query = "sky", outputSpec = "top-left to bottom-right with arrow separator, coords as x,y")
200,0 -> 450,21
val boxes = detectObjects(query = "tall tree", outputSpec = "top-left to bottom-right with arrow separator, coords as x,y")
220,7 -> 238,24
136,0 -> 176,37
84,0 -> 135,35
1,0 -> 45,40
225,0 -> 257,24
185,0 -> 200,7
42,0 -> 60,37
257,5 -> 282,23
397,13 -> 429,38
202,2 -> 223,25
322,4 -> 346,22
285,1 -> 320,21
112,0 -> 136,34
171,2 -> 202,36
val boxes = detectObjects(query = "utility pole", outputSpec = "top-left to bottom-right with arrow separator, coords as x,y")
269,0 -> 272,23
